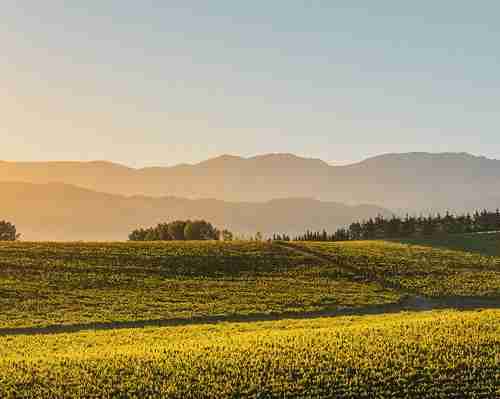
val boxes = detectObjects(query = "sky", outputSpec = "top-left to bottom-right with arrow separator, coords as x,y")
2,1 -> 500,167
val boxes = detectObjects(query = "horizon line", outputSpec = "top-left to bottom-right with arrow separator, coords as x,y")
0,151 -> 495,170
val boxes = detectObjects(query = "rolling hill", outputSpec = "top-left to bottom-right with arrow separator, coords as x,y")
0,182 -> 390,241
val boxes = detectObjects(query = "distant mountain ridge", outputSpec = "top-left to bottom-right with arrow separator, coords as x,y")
1,152 -> 499,211
0,182 -> 390,241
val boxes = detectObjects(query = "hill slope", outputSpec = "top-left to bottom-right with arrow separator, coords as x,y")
0,240 -> 497,329
0,240 -> 498,398
0,182 -> 390,240
390,232 -> 500,257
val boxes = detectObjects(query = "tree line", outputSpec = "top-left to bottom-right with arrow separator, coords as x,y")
3,208 -> 500,243
129,220 -> 234,241
293,209 -> 500,242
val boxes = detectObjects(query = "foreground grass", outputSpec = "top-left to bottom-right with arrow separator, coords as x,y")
0,310 -> 498,398
295,241 -> 500,298
0,241 -> 398,328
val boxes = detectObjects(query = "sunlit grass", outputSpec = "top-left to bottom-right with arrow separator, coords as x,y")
0,310 -> 498,398
295,240 -> 500,298
0,241 -> 399,328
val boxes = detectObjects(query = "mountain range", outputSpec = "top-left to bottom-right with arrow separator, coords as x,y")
1,152 -> 499,211
2,152 -> 500,240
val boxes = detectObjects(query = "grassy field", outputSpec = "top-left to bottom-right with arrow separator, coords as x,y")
1,239 -> 499,397
0,241 -> 399,329
1,240 -> 499,329
293,240 -> 500,298
0,310 -> 498,398
391,232 -> 500,257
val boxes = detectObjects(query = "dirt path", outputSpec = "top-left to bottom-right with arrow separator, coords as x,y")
277,241 -> 405,290
277,241 -> 358,273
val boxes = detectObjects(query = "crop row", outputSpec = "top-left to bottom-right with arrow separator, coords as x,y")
0,241 -> 319,276
296,241 -> 500,297
0,242 -> 399,328
0,310 -> 498,398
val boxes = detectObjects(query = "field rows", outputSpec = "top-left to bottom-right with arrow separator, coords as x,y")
0,310 -> 498,398
1,240 -> 499,397
0,241 -> 399,329
294,241 -> 500,298
1,240 -> 499,329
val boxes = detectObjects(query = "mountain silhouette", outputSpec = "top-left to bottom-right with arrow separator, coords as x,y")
1,152 -> 499,212
0,182 -> 390,241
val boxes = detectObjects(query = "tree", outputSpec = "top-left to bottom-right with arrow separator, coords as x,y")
129,220 -> 224,241
168,220 -> 187,240
0,221 -> 20,241
386,216 -> 401,238
184,220 -> 219,240
156,223 -> 171,240
290,207 -> 500,243
221,229 -> 234,241
349,222 -> 362,240
129,228 -> 148,241
144,228 -> 160,241
401,215 -> 416,237
364,218 -> 376,239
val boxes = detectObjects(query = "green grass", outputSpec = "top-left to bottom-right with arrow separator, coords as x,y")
294,240 -> 500,298
0,310 -> 498,398
391,232 -> 500,257
1,240 -> 499,397
0,241 -> 399,328
2,240 -> 499,329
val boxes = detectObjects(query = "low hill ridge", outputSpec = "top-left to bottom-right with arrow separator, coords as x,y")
0,181 -> 390,241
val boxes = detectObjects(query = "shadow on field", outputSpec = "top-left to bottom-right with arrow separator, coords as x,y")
389,232 -> 500,257
1,296 -> 498,337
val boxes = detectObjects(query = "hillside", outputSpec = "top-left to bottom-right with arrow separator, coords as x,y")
391,231 -> 500,257
0,182 -> 390,241
0,241 -> 399,329
2,152 -> 500,211
1,240 -> 498,397
0,240 -> 497,330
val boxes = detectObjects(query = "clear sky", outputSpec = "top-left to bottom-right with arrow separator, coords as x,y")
2,1 -> 500,167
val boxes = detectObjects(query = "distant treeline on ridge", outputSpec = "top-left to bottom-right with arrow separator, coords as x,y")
293,209 -> 500,242
129,220 -> 233,241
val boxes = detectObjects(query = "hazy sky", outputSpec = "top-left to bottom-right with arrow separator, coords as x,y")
2,1 -> 500,167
